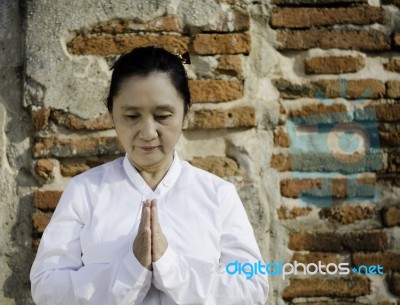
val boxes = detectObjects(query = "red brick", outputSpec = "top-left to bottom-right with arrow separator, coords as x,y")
379,124 -> 400,147
378,176 -> 400,187
276,29 -> 390,51
32,136 -> 124,158
384,150 -> 400,174
366,104 -> 400,122
280,178 -> 322,198
291,300 -> 376,305
277,207 -> 312,219
90,16 -> 184,34
30,107 -> 50,130
288,231 -> 388,252
281,176 -> 376,199
35,159 -> 54,181
217,55 -> 243,77
34,190 -> 62,210
51,110 -> 114,130
394,32 -> 400,49
214,0 -> 239,3
387,81 -> 400,98
32,212 -> 53,233
291,301 -> 362,305
384,58 -> 400,73
270,153 -> 291,171
60,163 -> 91,177
291,252 -> 340,267
319,206 -> 376,224
357,176 -> 377,186
294,302 -> 396,305
382,0 -> 400,6
59,159 -> 106,177
185,106 -> 255,129
189,156 -> 242,177
328,176 -> 374,198
388,273 -> 400,296
289,103 -> 346,118
189,80 -> 244,103
382,205 -> 400,226
271,7 -> 386,28
331,177 -> 347,198
374,302 -> 398,305
342,79 -> 385,99
273,127 -> 289,147
273,78 -> 385,99
67,34 -> 189,56
191,33 -> 251,55
282,276 -> 370,299
353,252 -> 400,271
304,56 -> 365,75
271,0 -> 367,5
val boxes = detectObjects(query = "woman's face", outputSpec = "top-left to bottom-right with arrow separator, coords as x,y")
112,72 -> 185,170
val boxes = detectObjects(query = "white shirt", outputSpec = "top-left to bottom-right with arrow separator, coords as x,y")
30,151 -> 269,305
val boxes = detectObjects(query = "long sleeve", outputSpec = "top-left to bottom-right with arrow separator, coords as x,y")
152,183 -> 269,305
30,179 -> 152,305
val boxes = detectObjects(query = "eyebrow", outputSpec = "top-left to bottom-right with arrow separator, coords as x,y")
121,105 -> 176,111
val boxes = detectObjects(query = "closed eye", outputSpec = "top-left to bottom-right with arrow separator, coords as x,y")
124,114 -> 138,120
155,115 -> 171,120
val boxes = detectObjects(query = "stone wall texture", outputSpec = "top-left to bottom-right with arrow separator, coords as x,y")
1,0 -> 400,304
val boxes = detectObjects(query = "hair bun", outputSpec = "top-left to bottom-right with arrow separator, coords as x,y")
174,51 -> 191,65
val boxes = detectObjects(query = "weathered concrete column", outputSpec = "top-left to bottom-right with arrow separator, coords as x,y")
0,1 -> 35,304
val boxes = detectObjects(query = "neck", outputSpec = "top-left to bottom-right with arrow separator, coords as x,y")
128,153 -> 174,190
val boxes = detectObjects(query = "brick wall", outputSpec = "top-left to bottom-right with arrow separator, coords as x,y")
269,0 -> 400,304
25,0 -> 400,304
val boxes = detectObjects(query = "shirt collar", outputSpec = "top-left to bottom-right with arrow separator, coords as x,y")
122,150 -> 182,197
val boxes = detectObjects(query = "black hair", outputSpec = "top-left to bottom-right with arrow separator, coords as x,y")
106,46 -> 191,116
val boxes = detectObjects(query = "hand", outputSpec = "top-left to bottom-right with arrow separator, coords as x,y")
132,200 -> 152,270
150,199 -> 168,262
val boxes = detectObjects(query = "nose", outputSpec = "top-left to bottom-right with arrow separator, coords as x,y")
138,117 -> 158,141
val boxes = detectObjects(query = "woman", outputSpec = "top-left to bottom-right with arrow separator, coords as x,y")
30,46 -> 269,305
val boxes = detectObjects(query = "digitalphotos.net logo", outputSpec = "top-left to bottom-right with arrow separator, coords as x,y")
286,78 -> 382,207
222,260 -> 384,280
221,80 -> 386,280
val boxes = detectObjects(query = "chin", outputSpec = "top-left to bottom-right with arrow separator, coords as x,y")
136,154 -> 163,165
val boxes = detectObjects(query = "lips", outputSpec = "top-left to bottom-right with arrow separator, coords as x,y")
140,146 -> 158,152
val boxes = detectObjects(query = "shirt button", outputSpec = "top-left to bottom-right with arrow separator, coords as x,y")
163,180 -> 170,187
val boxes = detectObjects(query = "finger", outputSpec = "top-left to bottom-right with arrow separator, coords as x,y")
143,227 -> 152,270
138,200 -> 146,232
143,200 -> 151,233
143,226 -> 151,249
139,200 -> 149,232
153,200 -> 164,234
151,199 -> 159,235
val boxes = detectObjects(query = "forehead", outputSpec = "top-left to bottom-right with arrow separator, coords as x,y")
115,72 -> 183,110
